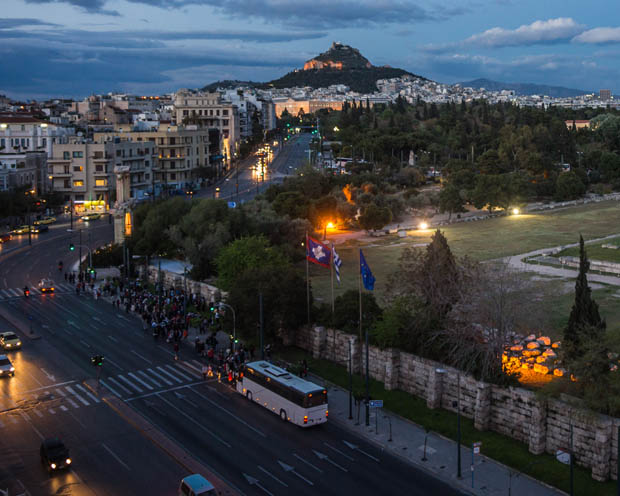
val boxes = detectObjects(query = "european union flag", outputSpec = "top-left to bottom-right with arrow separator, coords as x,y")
360,249 -> 375,291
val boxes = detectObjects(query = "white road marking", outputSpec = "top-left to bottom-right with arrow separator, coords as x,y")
21,413 -> 44,440
75,383 -> 101,403
60,405 -> 68,412
108,377 -> 132,395
65,385 -> 90,406
103,357 -> 124,371
127,381 -> 203,402
68,409 -> 87,429
21,411 -> 31,421
65,397 -> 79,409
117,314 -> 131,322
117,374 -> 143,393
157,345 -> 175,357
146,368 -> 172,385
130,350 -> 152,365
102,443 -> 130,470
128,372 -> 154,391
99,379 -> 122,398
156,366 -> 182,383
313,450 -> 347,472
258,466 -> 288,487
137,370 -> 160,387
178,361 -> 202,378
48,408 -> 56,414
293,453 -> 323,473
277,461 -> 313,486
34,410 -> 44,418
325,442 -> 355,461
164,364 -> 192,381
80,339 -> 91,348
158,394 -> 231,448
108,335 -> 119,343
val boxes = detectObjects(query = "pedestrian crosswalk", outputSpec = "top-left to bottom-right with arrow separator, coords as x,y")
0,381 -> 101,428
101,361 -> 203,399
0,283 -> 76,300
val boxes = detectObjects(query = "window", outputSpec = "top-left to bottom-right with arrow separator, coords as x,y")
72,151 -> 83,158
145,173 -> 150,180
183,110 -> 188,116
73,180 -> 84,187
145,161 -> 150,167
95,179 -> 107,187
223,120 -> 229,126
0,139 -> 4,148
42,138 -> 47,147
223,109 -> 228,116
170,161 -> 176,169
116,150 -> 121,157
75,194 -> 84,201
63,180 -> 71,188
73,166 -> 83,172
21,139 -> 26,147
170,173 -> 176,180
95,164 -> 104,172
63,151 -> 70,160
216,110 -> 220,116
63,166 -> 69,174
94,151 -> 103,159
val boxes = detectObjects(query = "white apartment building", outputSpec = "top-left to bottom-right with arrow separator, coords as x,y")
48,139 -> 155,213
0,115 -> 74,157
95,124 -> 210,193
0,151 -> 48,193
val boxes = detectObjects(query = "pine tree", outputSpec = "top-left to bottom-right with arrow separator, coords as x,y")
563,235 -> 606,364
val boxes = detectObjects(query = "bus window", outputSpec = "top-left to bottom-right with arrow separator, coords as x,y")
304,390 -> 327,408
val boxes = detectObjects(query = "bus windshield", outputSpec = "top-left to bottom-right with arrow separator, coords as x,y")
304,390 -> 327,408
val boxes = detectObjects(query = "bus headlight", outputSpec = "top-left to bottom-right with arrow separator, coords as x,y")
50,463 -> 57,469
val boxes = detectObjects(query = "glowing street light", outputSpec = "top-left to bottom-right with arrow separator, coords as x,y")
419,221 -> 429,230
512,208 -> 520,215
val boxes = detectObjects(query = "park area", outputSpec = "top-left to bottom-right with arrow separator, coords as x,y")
309,200 -> 620,339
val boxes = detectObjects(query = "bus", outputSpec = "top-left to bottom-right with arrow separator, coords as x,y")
237,361 -> 328,427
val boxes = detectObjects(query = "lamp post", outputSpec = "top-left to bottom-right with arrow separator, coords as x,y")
349,339 -> 353,420
218,302 -> 236,352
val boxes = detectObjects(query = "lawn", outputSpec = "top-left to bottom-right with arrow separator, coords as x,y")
309,201 -> 620,304
555,236 -> 620,264
276,346 -> 617,496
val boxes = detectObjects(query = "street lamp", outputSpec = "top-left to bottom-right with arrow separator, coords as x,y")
218,302 -> 236,352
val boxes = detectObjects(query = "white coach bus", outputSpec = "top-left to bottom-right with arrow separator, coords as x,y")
237,361 -> 328,427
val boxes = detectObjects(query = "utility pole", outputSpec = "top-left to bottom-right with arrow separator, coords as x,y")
457,373 -> 462,478
365,328 -> 370,427
349,339 -> 353,420
88,230 -> 92,269
259,292 -> 264,360
79,229 -> 82,277
70,198 -> 73,230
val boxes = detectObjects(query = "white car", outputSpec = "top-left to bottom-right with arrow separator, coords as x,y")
0,332 -> 22,350
0,354 -> 15,377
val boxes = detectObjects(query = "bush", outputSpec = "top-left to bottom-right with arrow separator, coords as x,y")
91,243 -> 123,268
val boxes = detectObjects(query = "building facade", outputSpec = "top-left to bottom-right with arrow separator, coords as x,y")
0,151 -> 48,193
0,115 -> 74,156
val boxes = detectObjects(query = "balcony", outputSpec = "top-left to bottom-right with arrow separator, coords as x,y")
158,155 -> 186,160
93,170 -> 108,176
52,171 -> 72,177
94,184 -> 109,190
48,158 -> 71,164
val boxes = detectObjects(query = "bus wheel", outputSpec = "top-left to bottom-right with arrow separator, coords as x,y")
280,409 -> 287,422
246,391 -> 252,401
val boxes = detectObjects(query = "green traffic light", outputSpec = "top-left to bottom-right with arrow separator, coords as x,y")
69,243 -> 75,251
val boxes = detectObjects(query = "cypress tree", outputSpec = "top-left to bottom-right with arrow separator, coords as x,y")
563,235 -> 606,364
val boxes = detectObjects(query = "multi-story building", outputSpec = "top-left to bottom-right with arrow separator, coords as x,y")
0,151 -> 48,193
95,124 -> 211,191
0,115 -> 74,156
600,89 -> 612,101
48,138 -> 155,213
173,90 -> 240,167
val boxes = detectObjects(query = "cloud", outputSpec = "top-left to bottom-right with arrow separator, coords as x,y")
425,17 -> 585,52
573,27 -> 620,44
23,0 -> 119,16
0,18 -> 58,29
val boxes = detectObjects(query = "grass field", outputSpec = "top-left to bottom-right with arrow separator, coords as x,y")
309,201 -> 620,304
276,347 -> 617,496
555,236 -> 620,264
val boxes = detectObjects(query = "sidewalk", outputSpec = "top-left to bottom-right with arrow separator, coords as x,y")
315,377 -> 565,496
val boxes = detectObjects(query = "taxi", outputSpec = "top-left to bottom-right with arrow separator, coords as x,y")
11,225 -> 30,235
80,213 -> 101,221
34,216 -> 56,225
30,224 -> 49,234
0,332 -> 22,350
38,279 -> 55,293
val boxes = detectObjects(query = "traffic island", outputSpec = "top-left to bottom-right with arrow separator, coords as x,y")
83,378 -> 239,496
0,304 -> 41,340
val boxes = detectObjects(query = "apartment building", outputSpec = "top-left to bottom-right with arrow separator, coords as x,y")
0,115 -> 74,156
48,139 -> 155,213
95,124 -> 210,192
0,151 -> 48,193
173,90 -> 239,167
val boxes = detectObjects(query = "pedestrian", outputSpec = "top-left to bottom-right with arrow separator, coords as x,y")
202,363 -> 209,380
217,366 -> 222,383
173,342 -> 179,361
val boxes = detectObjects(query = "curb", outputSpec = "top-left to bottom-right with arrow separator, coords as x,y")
0,303 -> 41,340
83,379 -> 240,496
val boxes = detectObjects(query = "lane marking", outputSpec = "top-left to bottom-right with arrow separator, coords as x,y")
157,345 -> 175,357
293,453 -> 323,473
137,370 -> 160,387
65,397 -> 79,409
117,375 -> 143,393
130,350 -> 152,365
146,368 -> 173,385
21,412 -> 44,440
60,405 -> 68,412
324,442 -> 354,461
99,379 -> 122,398
102,443 -> 130,470
34,410 -> 44,418
128,372 -> 154,391
155,366 -> 182,383
80,339 -> 91,348
164,364 -> 192,381
127,381 -> 203,402
75,383 -> 101,403
103,357 -> 124,371
108,377 -> 132,395
157,394 -> 231,448
257,465 -> 288,487
108,335 -> 119,343
48,408 -> 56,414
68,409 -> 87,429
65,386 -> 89,406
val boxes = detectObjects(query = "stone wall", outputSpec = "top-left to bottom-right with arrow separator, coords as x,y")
146,266 -> 221,302
297,325 -> 620,482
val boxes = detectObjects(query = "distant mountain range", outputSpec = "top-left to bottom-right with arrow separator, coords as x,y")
203,42 -> 422,94
458,78 -> 590,98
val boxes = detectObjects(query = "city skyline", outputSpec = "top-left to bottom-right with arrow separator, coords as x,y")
1,0 -> 620,98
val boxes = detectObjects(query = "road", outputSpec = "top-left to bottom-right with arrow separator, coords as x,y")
199,133 -> 313,204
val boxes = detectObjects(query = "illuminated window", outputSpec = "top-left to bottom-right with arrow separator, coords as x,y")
73,180 -> 84,187
73,166 -> 83,172
95,179 -> 107,187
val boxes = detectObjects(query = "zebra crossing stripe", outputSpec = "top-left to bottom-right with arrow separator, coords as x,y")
0,289 -> 11,298
100,379 -> 122,398
65,397 -> 79,409
164,364 -> 192,381
75,383 -> 101,403
147,368 -> 173,385
137,370 -> 161,387
48,408 -> 56,414
0,419 -> 4,428
128,373 -> 154,391
8,288 -> 21,297
108,377 -> 132,395
183,360 -> 204,374
117,375 -> 143,393
34,410 -> 44,418
156,366 -> 182,384
60,405 -> 68,412
65,385 -> 90,405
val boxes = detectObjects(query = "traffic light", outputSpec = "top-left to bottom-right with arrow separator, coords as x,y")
209,302 -> 215,312
69,243 -> 75,251
89,267 -> 95,275
90,355 -> 104,366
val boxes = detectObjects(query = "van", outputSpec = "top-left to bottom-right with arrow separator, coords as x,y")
179,474 -> 215,496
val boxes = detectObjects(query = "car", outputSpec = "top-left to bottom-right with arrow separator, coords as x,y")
178,475 -> 215,496
0,332 -> 22,350
38,279 -> 55,293
11,225 -> 31,235
30,225 -> 49,234
0,233 -> 11,243
0,354 -> 15,377
40,438 -> 71,472
33,216 -> 56,225
80,213 -> 101,221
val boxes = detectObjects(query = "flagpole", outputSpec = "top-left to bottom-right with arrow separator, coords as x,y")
306,232 -> 310,326
330,242 -> 335,317
359,250 -> 363,376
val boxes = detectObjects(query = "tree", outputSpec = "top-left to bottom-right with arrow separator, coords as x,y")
358,203 -> 392,231
563,235 -> 606,366
439,182 -> 465,220
329,290 -> 383,334
554,171 -> 586,201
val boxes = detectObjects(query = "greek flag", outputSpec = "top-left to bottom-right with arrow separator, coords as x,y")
333,246 -> 342,283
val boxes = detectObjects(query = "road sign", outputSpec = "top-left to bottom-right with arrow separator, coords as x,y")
369,400 -> 383,408
227,201 -> 237,208
473,442 -> 482,454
